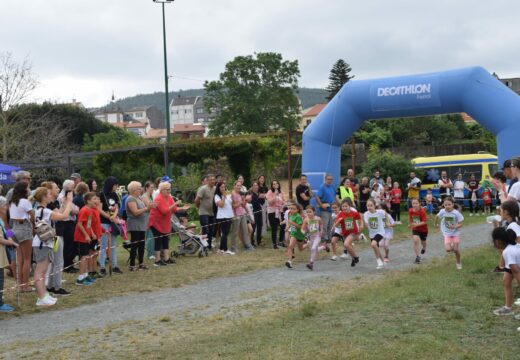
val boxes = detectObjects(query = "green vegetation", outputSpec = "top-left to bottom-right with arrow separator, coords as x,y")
204,52 -> 301,135
326,59 -> 354,100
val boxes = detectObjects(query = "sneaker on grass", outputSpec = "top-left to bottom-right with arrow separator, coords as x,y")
36,294 -> 57,307
0,303 -> 15,312
456,263 -> 462,270
53,288 -> 71,296
376,258 -> 384,269
493,306 -> 513,316
75,278 -> 93,286
514,314 -> 520,320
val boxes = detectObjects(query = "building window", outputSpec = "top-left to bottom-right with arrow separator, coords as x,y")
185,109 -> 192,114
196,107 -> 204,114
172,110 -> 178,115
134,112 -> 144,118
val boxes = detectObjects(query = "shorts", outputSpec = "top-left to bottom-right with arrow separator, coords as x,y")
444,236 -> 459,246
412,230 -> 428,241
426,204 -> 433,214
331,233 -> 343,240
89,239 -> 99,251
33,246 -> 54,263
370,234 -> 384,243
77,242 -> 90,257
12,220 -> 33,243
292,233 -> 306,242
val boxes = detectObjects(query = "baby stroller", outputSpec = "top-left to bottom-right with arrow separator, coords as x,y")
171,214 -> 210,258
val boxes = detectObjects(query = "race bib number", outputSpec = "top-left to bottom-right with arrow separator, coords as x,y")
309,222 -> 319,233
412,216 -> 421,224
87,215 -> 92,229
369,218 -> 378,230
288,226 -> 296,233
444,216 -> 455,229
345,219 -> 354,230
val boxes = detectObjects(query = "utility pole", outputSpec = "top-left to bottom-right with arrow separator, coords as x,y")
287,130 -> 293,199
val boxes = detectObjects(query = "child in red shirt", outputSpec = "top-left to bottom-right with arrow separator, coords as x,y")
481,188 -> 492,216
74,192 -> 102,285
334,200 -> 364,267
390,182 -> 402,223
408,198 -> 428,264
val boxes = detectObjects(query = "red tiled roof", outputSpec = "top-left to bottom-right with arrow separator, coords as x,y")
112,122 -> 147,128
303,103 -> 327,117
172,124 -> 205,133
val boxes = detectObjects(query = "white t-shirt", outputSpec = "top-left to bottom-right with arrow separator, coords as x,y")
508,182 -> 520,201
32,208 -> 54,249
502,244 -> 520,270
384,213 -> 394,239
437,209 -> 464,237
332,212 -> 341,235
214,194 -> 234,219
507,222 -> 520,239
9,198 -> 33,219
453,180 -> 465,199
364,209 -> 386,238
438,178 -> 452,196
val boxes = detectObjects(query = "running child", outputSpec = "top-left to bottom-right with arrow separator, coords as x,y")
334,200 -> 363,267
363,198 -> 387,269
74,192 -> 102,285
492,200 -> 520,273
285,202 -> 306,269
330,202 -> 343,261
301,205 -> 323,270
380,206 -> 395,263
435,197 -> 464,269
481,187 -> 492,216
408,198 -> 429,264
390,182 -> 402,223
491,227 -> 520,316
425,189 -> 434,219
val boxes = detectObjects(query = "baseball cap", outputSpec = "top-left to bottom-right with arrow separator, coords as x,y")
160,175 -> 173,183
70,173 -> 81,179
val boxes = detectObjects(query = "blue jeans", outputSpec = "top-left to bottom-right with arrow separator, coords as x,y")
99,223 -> 118,269
145,229 -> 154,258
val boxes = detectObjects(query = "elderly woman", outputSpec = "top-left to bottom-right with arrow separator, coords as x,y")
9,182 -> 34,292
59,180 -> 80,273
148,181 -> 189,267
126,181 -> 155,271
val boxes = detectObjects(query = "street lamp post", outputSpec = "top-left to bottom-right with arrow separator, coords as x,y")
154,0 -> 174,177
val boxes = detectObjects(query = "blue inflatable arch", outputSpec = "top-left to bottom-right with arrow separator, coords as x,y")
302,66 -> 520,189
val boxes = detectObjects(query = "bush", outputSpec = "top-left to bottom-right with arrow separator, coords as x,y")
361,145 -> 415,186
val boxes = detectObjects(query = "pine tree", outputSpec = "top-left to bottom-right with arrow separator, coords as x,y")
326,59 -> 354,101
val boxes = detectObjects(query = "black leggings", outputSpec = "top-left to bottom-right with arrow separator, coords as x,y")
391,203 -> 401,221
268,213 -> 284,245
129,230 -> 145,266
469,191 -> 479,213
151,227 -> 170,251
62,221 -> 77,268
218,218 -> 231,251
252,212 -> 263,246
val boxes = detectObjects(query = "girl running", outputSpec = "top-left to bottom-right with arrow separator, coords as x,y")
363,199 -> 386,269
330,202 -> 343,261
381,206 -> 395,263
435,197 -> 464,269
408,198 -> 428,264
302,205 -> 323,270
493,200 -> 520,273
285,202 -> 306,269
334,200 -> 363,267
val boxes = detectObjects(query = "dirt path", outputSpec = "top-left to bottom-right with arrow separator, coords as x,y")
0,222 -> 493,345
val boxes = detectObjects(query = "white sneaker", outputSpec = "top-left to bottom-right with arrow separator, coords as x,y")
225,250 -> 235,255
340,253 -> 349,260
36,294 -> 57,307
376,259 -> 384,269
330,255 -> 338,261
514,298 -> 520,306
469,213 -> 473,217
456,263 -> 462,270
149,255 -> 155,260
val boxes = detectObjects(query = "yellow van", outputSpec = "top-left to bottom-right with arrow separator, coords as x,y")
412,153 -> 498,195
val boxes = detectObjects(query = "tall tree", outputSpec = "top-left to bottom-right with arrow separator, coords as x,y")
326,59 -> 354,101
204,52 -> 301,136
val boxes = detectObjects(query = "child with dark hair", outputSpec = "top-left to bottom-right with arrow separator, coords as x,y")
491,227 -> 520,316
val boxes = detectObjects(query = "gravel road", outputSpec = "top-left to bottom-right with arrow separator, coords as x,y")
0,222 -> 493,345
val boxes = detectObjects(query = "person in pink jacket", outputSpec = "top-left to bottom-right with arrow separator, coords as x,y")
148,182 -> 189,267
266,180 -> 286,249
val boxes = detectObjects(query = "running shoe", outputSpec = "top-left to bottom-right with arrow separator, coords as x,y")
421,248 -> 426,255
225,250 -> 236,255
514,298 -> 520,306
456,263 -> 462,270
376,258 -> 384,269
340,253 -> 349,260
351,257 -> 360,267
306,262 -> 314,271
36,294 -> 57,307
53,288 -> 71,296
493,306 -> 513,316
415,256 -> 421,264
113,267 -> 124,274
75,278 -> 93,286
330,255 -> 338,261
285,261 -> 293,269
138,264 -> 149,270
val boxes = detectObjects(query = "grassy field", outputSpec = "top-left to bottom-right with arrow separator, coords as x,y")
4,245 -> 518,359
0,210 -> 488,317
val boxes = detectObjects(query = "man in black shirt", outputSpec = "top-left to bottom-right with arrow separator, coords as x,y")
295,175 -> 312,208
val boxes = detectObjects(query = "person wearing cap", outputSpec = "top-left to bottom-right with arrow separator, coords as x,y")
494,158 -> 520,203
70,173 -> 82,186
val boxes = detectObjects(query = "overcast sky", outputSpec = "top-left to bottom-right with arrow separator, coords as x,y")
2,0 -> 519,108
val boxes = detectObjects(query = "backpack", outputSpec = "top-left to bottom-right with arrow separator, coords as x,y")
35,207 -> 56,244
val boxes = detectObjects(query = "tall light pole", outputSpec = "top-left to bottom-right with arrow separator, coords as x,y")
154,0 -> 174,177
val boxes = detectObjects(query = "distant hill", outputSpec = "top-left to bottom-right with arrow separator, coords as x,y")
100,88 -> 328,115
